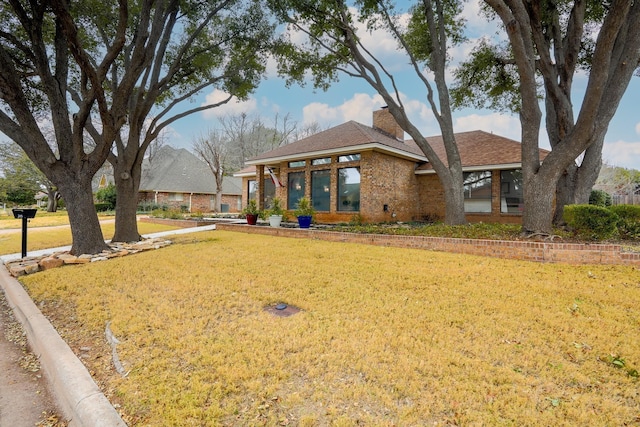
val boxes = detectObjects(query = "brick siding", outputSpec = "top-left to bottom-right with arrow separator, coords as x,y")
139,192 -> 241,213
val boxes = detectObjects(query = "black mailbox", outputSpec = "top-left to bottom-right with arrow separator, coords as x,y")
12,208 -> 38,219
12,208 -> 37,258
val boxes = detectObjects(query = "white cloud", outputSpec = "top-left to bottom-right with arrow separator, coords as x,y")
301,92 -> 435,132
461,0 -> 502,38
200,89 -> 257,119
602,139 -> 640,170
454,113 -> 521,139
635,121 -> 640,135
302,93 -> 385,127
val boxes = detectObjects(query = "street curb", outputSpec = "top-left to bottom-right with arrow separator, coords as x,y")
0,266 -> 127,427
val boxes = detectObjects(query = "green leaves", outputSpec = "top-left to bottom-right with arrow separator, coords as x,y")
450,40 -> 524,113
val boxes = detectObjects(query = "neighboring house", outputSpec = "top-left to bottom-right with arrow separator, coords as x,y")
139,146 -> 242,213
235,107 -> 549,224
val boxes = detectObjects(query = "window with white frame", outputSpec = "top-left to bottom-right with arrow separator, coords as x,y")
463,171 -> 492,213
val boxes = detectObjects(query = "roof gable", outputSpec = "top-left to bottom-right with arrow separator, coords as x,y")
140,146 -> 241,195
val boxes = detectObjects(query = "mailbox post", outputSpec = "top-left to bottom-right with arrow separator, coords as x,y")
12,208 -> 37,258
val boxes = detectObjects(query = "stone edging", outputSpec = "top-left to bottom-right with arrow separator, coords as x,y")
4,238 -> 172,277
216,223 -> 640,267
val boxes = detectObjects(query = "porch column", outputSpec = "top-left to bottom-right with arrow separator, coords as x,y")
257,165 -> 265,210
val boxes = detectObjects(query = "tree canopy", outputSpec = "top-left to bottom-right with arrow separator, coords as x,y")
269,0 -> 472,225
462,0 -> 640,232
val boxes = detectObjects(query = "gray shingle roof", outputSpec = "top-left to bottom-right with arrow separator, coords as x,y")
140,146 -> 241,195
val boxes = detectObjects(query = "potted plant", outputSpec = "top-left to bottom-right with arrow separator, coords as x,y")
294,197 -> 315,228
242,199 -> 260,225
267,198 -> 285,227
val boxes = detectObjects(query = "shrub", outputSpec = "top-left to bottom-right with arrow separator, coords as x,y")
609,204 -> 640,240
589,189 -> 612,207
138,201 -> 160,212
96,183 -> 117,210
151,208 -> 184,220
94,202 -> 112,212
563,204 -> 619,240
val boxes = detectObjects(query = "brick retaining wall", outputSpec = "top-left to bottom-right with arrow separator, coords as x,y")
140,217 -> 213,228
216,223 -> 640,267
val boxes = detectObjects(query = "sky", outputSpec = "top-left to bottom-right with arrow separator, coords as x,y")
162,0 -> 640,172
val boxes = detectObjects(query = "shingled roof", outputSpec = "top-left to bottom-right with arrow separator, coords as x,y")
140,146 -> 241,195
245,120 -> 427,165
241,118 -> 548,176
415,130 -> 550,173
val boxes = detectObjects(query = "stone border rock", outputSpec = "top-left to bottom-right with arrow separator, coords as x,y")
4,237 -> 172,277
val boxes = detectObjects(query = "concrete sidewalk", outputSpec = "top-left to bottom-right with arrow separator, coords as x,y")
0,224 -> 217,426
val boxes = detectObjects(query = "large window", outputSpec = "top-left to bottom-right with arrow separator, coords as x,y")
312,170 -> 331,211
501,169 -> 523,213
248,180 -> 257,201
338,167 -> 360,211
288,171 -> 305,209
463,171 -> 492,213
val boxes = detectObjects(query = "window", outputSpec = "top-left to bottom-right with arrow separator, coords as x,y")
311,170 -> 331,211
168,192 -> 184,202
248,180 -> 257,201
501,169 -> 523,213
338,167 -> 360,211
338,153 -> 361,162
289,160 -> 305,168
264,179 -> 275,208
463,171 -> 492,213
288,171 -> 305,209
312,157 -> 331,166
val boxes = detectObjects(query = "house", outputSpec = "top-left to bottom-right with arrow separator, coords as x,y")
139,146 -> 242,213
235,107 -> 547,224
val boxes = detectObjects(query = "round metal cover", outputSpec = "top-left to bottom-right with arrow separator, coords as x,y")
275,303 -> 288,310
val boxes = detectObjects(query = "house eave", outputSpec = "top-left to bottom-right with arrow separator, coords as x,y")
244,142 -> 427,167
415,162 -> 523,175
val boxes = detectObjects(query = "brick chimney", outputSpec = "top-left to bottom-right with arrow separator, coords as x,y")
372,106 -> 404,141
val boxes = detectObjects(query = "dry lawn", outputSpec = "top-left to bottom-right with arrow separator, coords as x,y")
19,230 -> 640,426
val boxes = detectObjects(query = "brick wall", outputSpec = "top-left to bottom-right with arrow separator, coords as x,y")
217,223 -> 640,267
416,171 -> 523,224
360,151 -> 419,222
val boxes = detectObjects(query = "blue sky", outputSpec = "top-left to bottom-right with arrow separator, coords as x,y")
165,1 -> 640,171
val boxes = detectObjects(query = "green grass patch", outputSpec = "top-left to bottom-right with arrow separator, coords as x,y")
20,231 -> 640,426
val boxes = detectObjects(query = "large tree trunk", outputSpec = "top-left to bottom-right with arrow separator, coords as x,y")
439,171 -> 467,225
112,175 -> 141,242
214,190 -> 222,213
111,154 -> 143,242
553,131 -> 605,225
58,179 -> 109,255
522,172 -> 556,234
